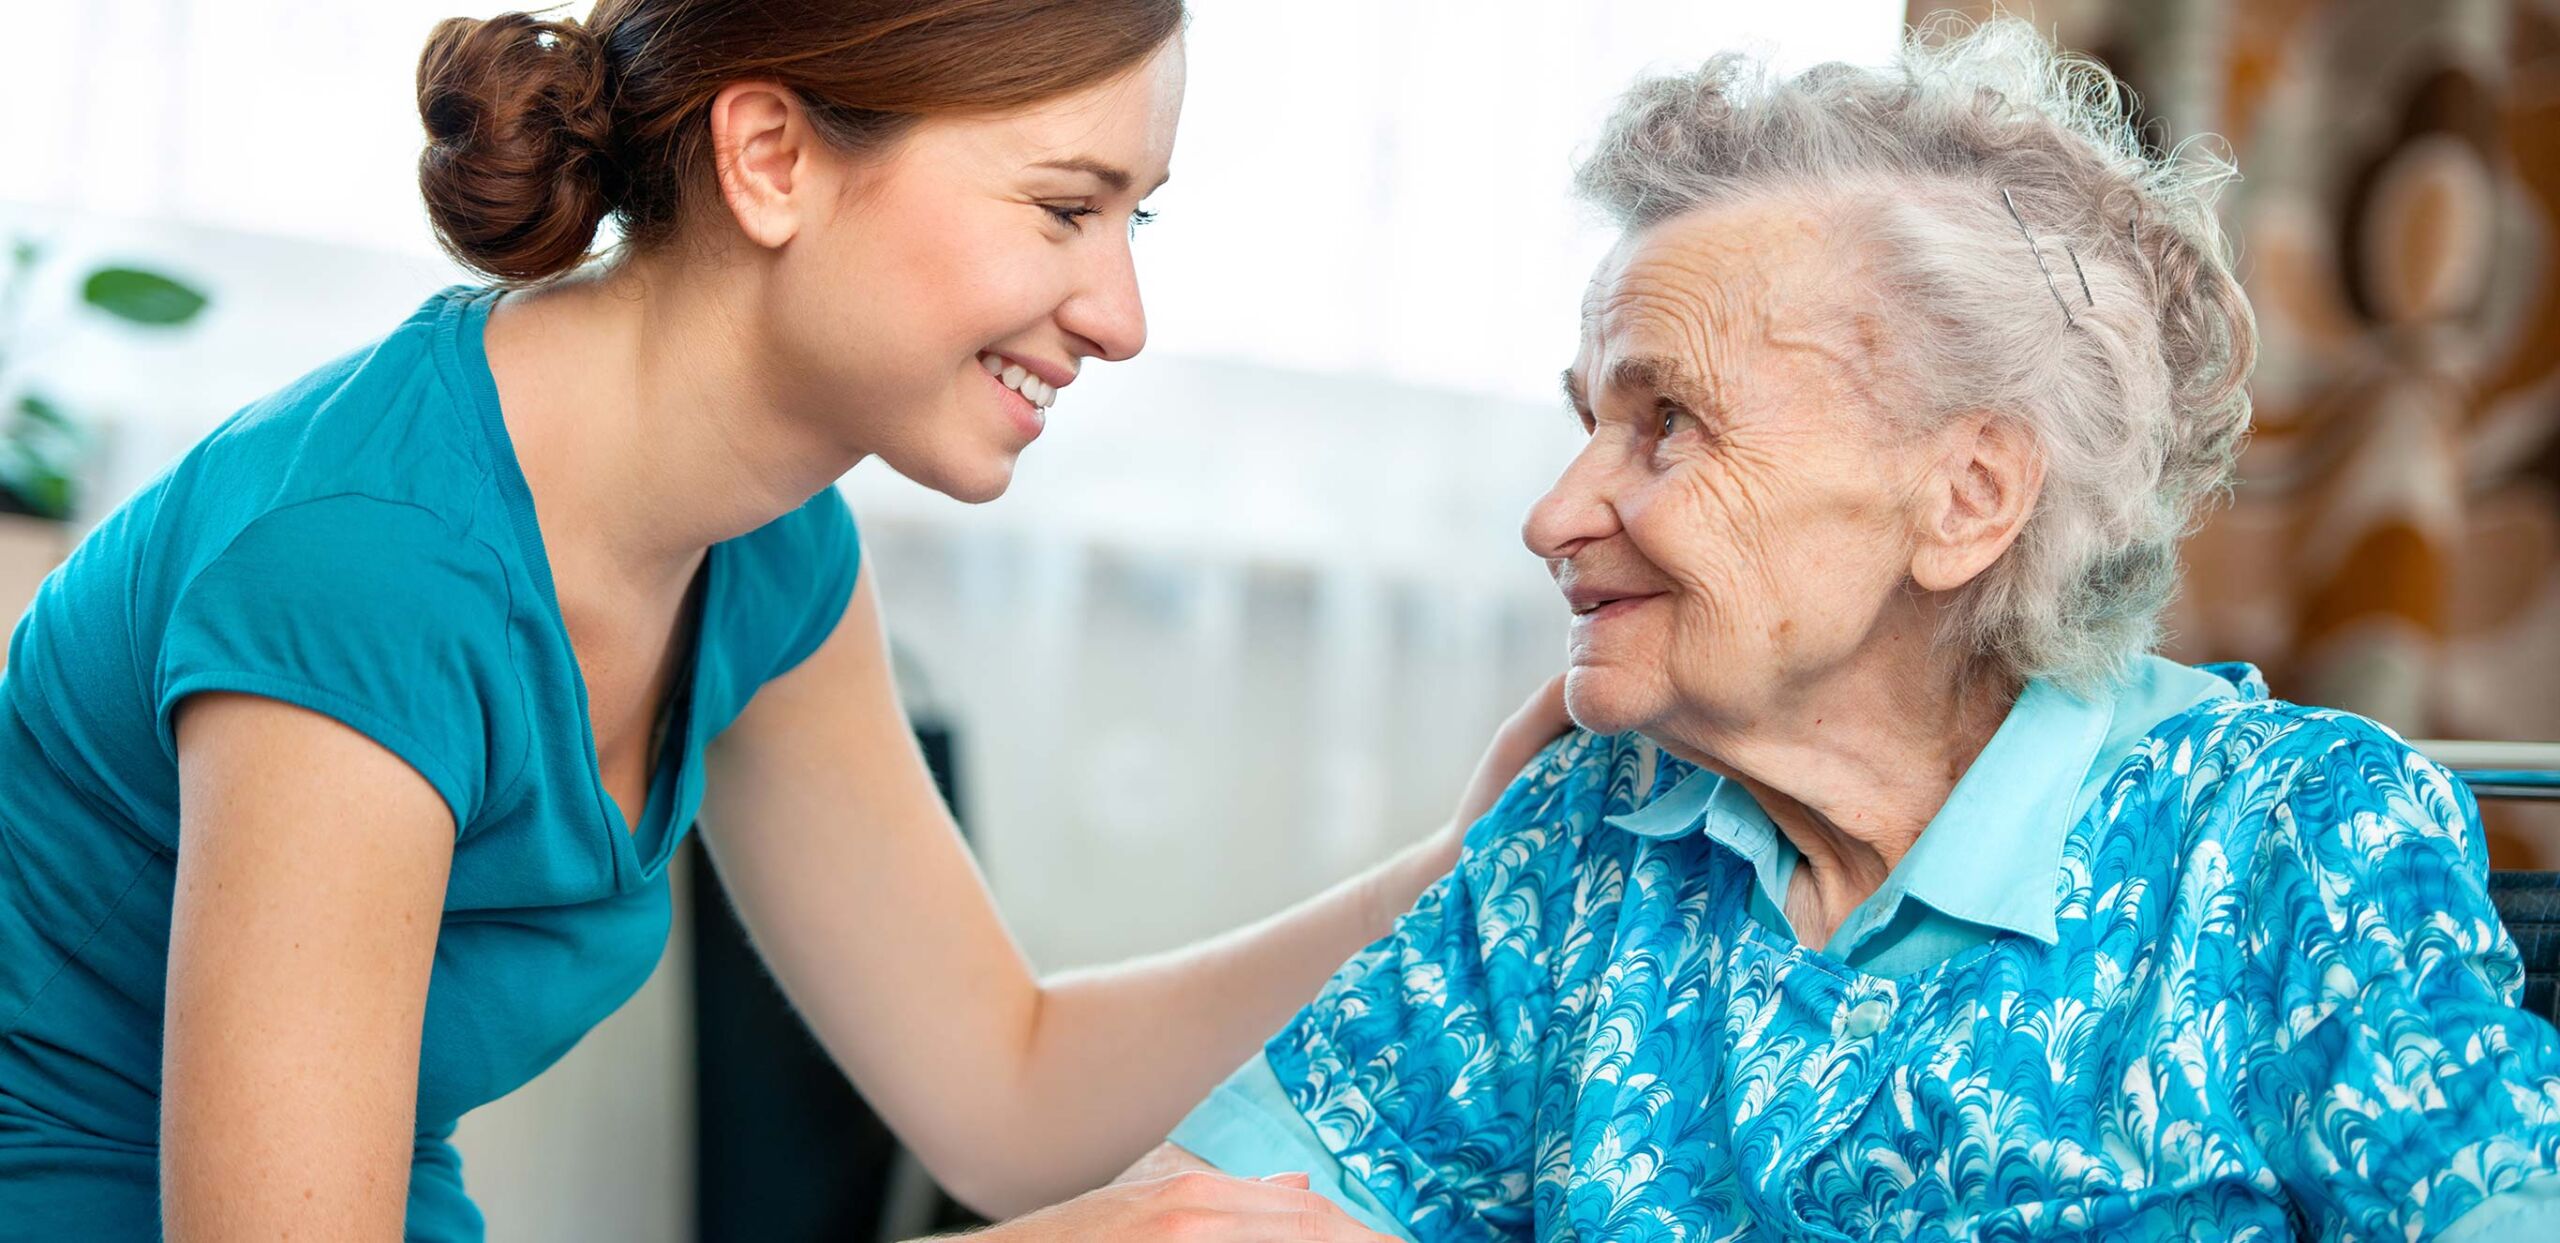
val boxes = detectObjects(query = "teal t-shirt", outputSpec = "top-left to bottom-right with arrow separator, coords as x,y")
0,285 -> 861,1240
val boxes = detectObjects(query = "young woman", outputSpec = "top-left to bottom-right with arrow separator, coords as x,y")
0,3 -> 1564,1239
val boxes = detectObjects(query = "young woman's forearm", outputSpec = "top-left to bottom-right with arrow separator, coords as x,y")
709,613 -> 1560,1218
963,680 -> 1567,1214
974,823 -> 1460,1215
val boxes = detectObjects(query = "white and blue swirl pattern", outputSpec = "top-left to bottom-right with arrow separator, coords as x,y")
1268,666 -> 2560,1240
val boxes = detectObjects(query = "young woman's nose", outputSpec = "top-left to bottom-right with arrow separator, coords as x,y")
1059,234 -> 1148,362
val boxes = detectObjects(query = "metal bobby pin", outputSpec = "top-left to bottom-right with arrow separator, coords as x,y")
2000,188 -> 2093,328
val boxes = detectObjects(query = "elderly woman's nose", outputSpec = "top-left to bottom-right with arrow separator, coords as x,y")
1523,460 -> 1622,559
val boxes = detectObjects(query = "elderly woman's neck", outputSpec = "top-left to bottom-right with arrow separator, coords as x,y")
1664,655 -> 2019,942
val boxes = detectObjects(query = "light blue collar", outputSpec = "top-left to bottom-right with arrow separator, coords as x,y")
1608,759 -> 1799,916
1602,656 -> 2239,950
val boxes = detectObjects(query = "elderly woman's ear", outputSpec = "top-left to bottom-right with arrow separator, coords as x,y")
1906,413 -> 2044,594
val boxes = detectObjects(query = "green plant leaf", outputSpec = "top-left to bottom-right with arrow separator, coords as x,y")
22,474 -> 70,519
0,438 -> 70,521
0,393 -> 84,521
0,478 -> 43,520
83,267 -> 209,327
17,392 -> 73,433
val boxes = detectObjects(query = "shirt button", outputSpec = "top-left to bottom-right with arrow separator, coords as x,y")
1841,998 -> 1893,1040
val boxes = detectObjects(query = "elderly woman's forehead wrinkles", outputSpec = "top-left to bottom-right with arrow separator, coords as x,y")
1596,276 -> 1765,406
1579,271 -> 1617,324
1618,244 -> 1777,318
1647,234 -> 1882,416
1763,308 -> 1888,412
1586,296 -> 1729,410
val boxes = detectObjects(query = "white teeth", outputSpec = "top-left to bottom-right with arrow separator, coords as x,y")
979,353 -> 1057,409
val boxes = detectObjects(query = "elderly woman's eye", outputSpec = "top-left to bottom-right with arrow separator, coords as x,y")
1659,404 -> 1695,438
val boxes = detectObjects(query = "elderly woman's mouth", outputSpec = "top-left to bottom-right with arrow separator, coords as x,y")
1567,591 -> 1665,621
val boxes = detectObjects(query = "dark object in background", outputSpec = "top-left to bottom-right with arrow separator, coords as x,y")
691,720 -> 987,1242
2490,871 -> 2560,1028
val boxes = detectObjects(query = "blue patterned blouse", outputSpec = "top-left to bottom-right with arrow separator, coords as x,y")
1173,662 -> 2560,1240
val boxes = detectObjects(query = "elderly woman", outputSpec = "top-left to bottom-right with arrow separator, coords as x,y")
1101,19 -> 2560,1243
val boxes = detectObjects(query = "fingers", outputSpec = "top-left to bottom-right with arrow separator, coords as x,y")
1144,1167 -> 1322,1214
1142,1170 -> 1393,1239
1513,671 -> 1569,730
1278,1209 -> 1403,1242
1233,1181 -> 1400,1242
1497,674 -> 1572,749
1491,672 -> 1575,770
1245,1174 -> 1386,1240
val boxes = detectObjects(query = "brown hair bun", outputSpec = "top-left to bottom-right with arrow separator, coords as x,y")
416,13 -> 619,283
415,2 -> 1187,286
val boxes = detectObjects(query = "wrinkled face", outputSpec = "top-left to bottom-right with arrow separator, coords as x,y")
1526,198 -> 1929,740
767,39 -> 1184,503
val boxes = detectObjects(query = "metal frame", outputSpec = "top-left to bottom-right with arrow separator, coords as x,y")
2412,740 -> 2560,802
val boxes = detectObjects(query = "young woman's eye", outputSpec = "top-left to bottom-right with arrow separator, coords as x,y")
1043,204 -> 1102,229
1129,208 -> 1158,230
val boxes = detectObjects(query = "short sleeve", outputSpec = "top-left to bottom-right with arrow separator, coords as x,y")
156,494 -> 520,832
732,484 -> 861,684
1245,732 -> 1604,1242
2236,716 -> 2560,1240
1168,1055 -> 1417,1240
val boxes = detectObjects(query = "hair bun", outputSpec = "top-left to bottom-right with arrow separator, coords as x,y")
416,12 -> 619,283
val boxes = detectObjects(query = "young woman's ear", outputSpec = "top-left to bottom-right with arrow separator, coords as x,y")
708,81 -> 824,250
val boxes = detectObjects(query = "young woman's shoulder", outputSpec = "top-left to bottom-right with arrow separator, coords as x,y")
6,288 -> 530,840
711,482 -> 861,690
171,286 -> 505,531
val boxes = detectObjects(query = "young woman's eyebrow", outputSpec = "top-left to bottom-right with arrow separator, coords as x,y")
1028,157 -> 1170,196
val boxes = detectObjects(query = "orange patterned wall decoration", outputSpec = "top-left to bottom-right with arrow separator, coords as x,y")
1910,0 -> 2560,862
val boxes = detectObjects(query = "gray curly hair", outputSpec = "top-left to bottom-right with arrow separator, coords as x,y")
1572,16 -> 2257,693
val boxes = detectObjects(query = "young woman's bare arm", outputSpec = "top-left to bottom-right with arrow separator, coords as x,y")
160,693 -> 456,1241
700,561 -> 1562,1217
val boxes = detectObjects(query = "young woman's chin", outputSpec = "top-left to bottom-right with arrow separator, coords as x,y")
885,444 -> 1021,505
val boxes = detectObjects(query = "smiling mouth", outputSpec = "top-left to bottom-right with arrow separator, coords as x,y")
978,352 -> 1059,410
1571,593 -> 1663,618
